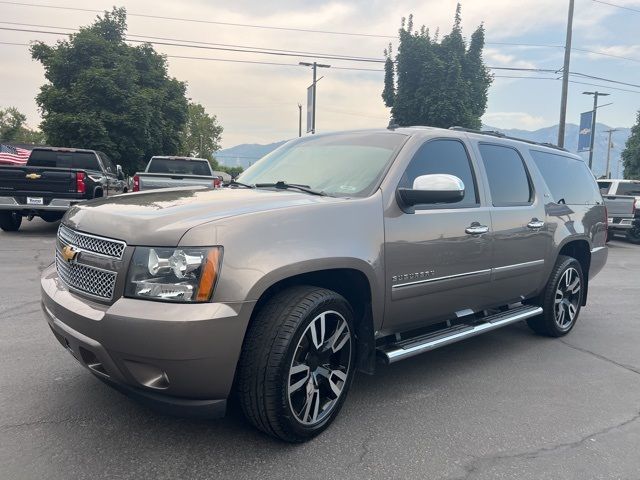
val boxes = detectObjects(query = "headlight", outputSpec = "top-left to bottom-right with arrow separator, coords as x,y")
125,246 -> 222,302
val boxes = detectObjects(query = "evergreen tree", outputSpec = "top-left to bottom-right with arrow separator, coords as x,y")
622,110 -> 640,179
382,4 -> 492,129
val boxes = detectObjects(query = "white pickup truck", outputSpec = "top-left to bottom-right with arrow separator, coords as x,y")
598,179 -> 640,243
132,156 -> 221,192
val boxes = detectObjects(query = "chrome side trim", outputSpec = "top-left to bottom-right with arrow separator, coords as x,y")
392,268 -> 491,289
380,305 -> 543,364
492,259 -> 544,273
591,246 -> 606,254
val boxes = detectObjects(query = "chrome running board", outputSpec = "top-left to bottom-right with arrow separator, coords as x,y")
378,305 -> 543,364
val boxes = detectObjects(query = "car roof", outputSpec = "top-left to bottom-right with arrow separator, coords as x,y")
31,147 -> 96,154
150,156 -> 209,161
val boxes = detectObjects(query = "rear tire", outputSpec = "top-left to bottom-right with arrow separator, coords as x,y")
527,255 -> 584,337
237,286 -> 356,442
0,211 -> 22,231
626,225 -> 640,244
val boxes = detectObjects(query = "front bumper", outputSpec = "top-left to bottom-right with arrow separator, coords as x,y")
41,263 -> 255,418
0,196 -> 81,211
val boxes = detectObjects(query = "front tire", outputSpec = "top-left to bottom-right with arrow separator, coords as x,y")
527,255 -> 584,337
0,211 -> 22,231
237,286 -> 356,442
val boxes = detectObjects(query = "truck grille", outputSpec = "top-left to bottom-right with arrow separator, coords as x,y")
56,225 -> 125,300
55,253 -> 117,300
58,223 -> 125,259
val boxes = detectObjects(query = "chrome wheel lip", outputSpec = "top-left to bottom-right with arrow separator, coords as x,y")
287,310 -> 352,427
554,267 -> 581,331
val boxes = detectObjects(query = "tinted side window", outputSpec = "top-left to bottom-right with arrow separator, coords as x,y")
479,144 -> 532,206
98,153 -> 114,173
597,181 -> 612,195
616,182 -> 640,196
400,139 -> 478,208
530,150 -> 601,205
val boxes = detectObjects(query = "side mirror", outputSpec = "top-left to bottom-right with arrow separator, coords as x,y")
397,174 -> 465,209
116,164 -> 124,180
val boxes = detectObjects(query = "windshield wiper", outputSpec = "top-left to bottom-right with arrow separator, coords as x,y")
223,179 -> 255,189
254,181 -> 326,197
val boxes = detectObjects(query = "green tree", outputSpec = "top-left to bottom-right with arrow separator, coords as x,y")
0,107 -> 46,144
180,102 -> 223,161
382,4 -> 492,129
622,110 -> 640,179
31,8 -> 188,173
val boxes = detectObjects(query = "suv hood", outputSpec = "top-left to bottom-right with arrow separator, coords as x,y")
64,187 -> 341,245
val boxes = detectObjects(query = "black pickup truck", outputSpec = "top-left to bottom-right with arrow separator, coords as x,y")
0,147 -> 127,231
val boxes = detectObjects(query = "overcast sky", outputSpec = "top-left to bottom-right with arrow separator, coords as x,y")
1,0 -> 640,148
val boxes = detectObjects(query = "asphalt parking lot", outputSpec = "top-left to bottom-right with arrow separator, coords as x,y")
1,219 -> 639,480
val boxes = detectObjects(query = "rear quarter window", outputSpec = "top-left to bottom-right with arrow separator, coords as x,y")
530,150 -> 601,205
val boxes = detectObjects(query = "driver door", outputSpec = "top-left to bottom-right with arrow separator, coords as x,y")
383,138 -> 494,332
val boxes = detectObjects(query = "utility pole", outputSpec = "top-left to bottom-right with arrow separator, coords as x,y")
583,91 -> 610,170
604,128 -> 618,179
558,0 -> 575,148
299,62 -> 330,134
298,104 -> 302,137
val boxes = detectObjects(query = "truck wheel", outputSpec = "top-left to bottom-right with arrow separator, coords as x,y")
237,286 -> 356,442
0,211 -> 22,232
626,227 -> 640,244
527,255 -> 584,337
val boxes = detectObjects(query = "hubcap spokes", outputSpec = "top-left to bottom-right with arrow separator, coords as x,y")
288,310 -> 351,426
554,267 -> 581,329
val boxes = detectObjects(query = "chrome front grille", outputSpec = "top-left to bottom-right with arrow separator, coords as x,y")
56,225 -> 125,300
55,253 -> 117,300
58,223 -> 125,259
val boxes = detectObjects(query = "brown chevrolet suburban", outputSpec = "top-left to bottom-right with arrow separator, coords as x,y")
41,127 -> 608,442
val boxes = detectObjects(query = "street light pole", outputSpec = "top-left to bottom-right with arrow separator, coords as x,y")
299,62 -> 330,134
558,0 -> 575,148
604,128 -> 618,179
583,91 -> 610,170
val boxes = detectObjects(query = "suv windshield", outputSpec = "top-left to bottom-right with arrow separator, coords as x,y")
237,132 -> 407,197
148,158 -> 212,176
27,150 -> 99,170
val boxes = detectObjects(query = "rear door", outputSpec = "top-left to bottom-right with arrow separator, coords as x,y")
383,138 -> 494,332
475,143 -> 550,304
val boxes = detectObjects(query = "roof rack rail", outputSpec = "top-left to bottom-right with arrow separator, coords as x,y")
448,126 -> 568,152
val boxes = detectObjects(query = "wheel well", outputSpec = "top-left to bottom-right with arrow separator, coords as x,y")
558,240 -> 591,305
94,188 -> 104,198
249,269 -> 376,374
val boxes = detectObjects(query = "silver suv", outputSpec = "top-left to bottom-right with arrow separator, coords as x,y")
41,127 -> 608,442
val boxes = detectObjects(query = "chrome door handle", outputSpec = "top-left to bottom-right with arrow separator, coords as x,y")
527,220 -> 545,229
465,224 -> 489,235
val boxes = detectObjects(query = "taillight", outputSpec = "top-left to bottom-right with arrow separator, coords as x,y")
604,206 -> 608,226
133,175 -> 140,192
76,172 -> 86,194
213,178 -> 221,188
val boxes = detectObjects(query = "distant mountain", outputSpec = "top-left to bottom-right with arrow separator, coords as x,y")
216,123 -> 630,178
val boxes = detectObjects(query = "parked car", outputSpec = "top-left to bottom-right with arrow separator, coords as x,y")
0,147 -> 126,231
41,127 -> 607,442
598,179 -> 640,243
133,156 -> 220,192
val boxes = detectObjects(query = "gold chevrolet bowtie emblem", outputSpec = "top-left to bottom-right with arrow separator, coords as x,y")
61,245 -> 78,263
25,173 -> 41,180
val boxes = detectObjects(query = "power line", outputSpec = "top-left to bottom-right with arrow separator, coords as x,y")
3,25 -> 639,90
0,21 -> 384,62
592,0 -> 640,14
0,1 -> 397,38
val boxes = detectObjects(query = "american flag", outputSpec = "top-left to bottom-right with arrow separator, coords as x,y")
0,144 -> 31,165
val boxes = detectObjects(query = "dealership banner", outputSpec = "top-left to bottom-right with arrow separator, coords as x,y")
578,111 -> 593,152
